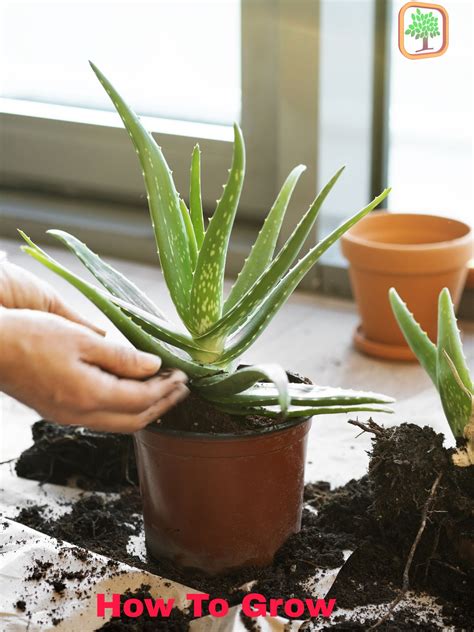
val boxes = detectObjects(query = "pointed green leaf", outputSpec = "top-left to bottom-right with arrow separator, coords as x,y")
214,402 -> 393,418
179,198 -> 198,269
46,229 -> 167,320
218,188 -> 391,363
20,234 -> 217,379
188,123 -> 246,334
389,288 -> 437,385
224,165 -> 307,313
197,167 -> 346,342
96,292 -> 219,361
202,382 -> 394,407
190,144 -> 205,249
437,288 -> 472,437
194,364 -> 290,415
42,230 -> 209,357
89,62 -> 193,324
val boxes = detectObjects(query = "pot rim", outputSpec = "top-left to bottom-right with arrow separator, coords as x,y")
342,212 -> 472,253
142,413 -> 312,441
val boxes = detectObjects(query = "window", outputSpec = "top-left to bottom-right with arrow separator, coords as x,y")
318,0 -> 472,288
0,0 -> 241,126
387,0 -> 473,226
1,1 -> 319,231
2,1 -> 470,301
317,0 -> 378,267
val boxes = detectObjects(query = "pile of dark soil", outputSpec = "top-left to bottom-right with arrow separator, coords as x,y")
15,420 -> 137,490
11,419 -> 474,630
310,422 -> 474,630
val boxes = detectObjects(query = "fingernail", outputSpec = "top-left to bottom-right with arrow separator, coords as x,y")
138,352 -> 162,372
177,385 -> 190,400
171,370 -> 188,384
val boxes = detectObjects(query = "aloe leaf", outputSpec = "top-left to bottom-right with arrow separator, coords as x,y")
179,199 -> 198,269
20,236 -> 217,378
224,165 -> 307,313
190,144 -> 205,249
197,167 -> 345,342
219,189 -> 391,363
194,363 -> 290,415
46,229 -> 167,320
389,288 -> 437,385
213,402 -> 394,418
90,62 -> 192,324
94,292 -> 217,359
203,382 -> 394,406
188,123 -> 245,334
437,288 -> 472,437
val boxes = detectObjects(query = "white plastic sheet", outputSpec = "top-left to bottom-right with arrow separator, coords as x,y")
0,518 -> 198,632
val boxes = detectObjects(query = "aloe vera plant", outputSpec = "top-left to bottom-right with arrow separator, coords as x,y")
390,288 -> 473,466
20,62 -> 394,422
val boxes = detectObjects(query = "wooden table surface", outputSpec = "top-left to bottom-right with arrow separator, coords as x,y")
1,236 -> 473,487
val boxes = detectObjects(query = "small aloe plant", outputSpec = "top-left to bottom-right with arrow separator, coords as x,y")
390,288 -> 473,466
20,62 -> 394,421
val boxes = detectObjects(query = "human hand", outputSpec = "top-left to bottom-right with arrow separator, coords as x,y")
0,309 -> 189,432
0,261 -> 104,335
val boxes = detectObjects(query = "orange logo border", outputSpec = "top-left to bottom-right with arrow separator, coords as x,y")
398,1 -> 449,59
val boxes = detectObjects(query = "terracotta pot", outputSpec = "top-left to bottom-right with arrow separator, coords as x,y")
134,404 -> 311,575
341,213 -> 472,361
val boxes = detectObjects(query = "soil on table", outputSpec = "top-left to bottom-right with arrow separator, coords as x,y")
12,491 -> 346,623
10,419 -> 474,631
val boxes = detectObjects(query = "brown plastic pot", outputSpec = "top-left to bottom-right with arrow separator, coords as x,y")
341,213 -> 472,361
134,408 -> 311,575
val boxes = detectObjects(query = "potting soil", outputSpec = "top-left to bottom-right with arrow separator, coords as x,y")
8,419 -> 474,630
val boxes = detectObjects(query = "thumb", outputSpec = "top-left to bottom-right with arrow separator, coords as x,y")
51,296 -> 106,336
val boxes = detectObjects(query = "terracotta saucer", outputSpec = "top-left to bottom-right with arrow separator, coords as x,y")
353,325 -> 416,362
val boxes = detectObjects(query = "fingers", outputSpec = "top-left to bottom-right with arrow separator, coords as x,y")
70,383 -> 190,433
146,382 -> 190,421
82,338 -> 162,379
51,296 -> 106,336
87,366 -> 188,413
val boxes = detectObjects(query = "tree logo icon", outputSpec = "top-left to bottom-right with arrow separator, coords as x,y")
399,2 -> 449,59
